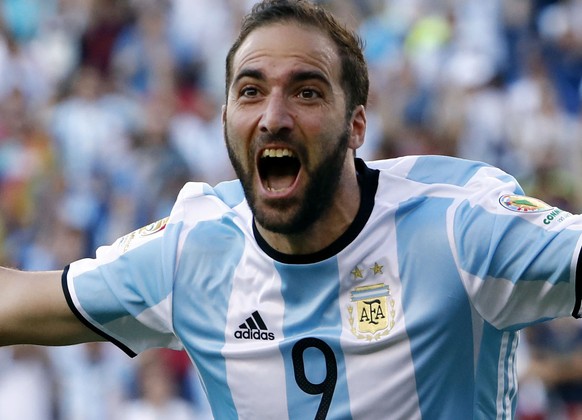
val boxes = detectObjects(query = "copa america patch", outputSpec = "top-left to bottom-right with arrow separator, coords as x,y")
117,216 -> 169,253
499,194 -> 553,213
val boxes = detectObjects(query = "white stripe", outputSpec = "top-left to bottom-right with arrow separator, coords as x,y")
135,294 -> 175,335
222,245 -> 289,420
338,205 -> 422,419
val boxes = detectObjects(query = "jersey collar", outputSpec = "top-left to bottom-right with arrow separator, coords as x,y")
253,158 -> 379,264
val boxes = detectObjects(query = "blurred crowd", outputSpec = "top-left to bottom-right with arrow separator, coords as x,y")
0,0 -> 581,418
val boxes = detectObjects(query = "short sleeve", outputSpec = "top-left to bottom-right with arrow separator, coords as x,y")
62,217 -> 183,356
451,165 -> 582,329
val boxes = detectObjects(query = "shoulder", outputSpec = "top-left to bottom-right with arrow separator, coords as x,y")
366,155 -> 517,188
169,179 -> 251,228
176,180 -> 246,208
176,180 -> 245,210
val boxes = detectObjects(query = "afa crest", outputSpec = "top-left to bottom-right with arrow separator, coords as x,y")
348,283 -> 395,341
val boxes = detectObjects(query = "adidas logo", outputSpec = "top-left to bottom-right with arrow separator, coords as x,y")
235,311 -> 275,341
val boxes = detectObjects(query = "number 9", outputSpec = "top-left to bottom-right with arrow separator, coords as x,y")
292,337 -> 337,420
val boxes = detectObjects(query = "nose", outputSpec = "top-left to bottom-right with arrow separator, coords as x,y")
259,92 -> 294,134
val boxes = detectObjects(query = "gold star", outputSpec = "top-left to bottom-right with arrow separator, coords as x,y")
351,266 -> 364,279
370,262 -> 384,275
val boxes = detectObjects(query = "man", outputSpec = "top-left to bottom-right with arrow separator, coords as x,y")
1,1 -> 581,418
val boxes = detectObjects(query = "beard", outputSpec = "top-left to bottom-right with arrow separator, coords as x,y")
225,125 -> 350,235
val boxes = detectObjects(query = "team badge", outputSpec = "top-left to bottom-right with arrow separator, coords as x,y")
348,283 -> 395,341
499,194 -> 553,213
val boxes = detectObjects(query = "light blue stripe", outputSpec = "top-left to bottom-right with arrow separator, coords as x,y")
173,215 -> 245,419
396,196 -> 475,417
275,259 -> 352,420
454,201 -> 578,285
204,180 -> 245,208
474,324 -> 519,419
351,285 -> 389,300
76,235 -> 172,325
499,174 -> 524,194
504,333 -> 519,419
351,290 -> 387,300
406,155 -> 490,186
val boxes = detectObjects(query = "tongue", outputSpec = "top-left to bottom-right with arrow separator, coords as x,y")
266,171 -> 296,191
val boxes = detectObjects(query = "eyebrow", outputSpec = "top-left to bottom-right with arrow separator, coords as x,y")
290,70 -> 332,89
233,68 -> 332,89
233,68 -> 265,85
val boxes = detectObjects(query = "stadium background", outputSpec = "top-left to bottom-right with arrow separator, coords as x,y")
0,0 -> 581,418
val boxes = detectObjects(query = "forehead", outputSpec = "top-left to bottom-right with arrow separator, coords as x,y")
231,22 -> 341,84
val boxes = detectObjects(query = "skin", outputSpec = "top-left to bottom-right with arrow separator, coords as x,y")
0,21 -> 367,346
223,22 -> 366,255
0,267 -> 102,346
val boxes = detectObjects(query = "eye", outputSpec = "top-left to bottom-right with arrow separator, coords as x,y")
297,88 -> 321,100
240,86 -> 259,98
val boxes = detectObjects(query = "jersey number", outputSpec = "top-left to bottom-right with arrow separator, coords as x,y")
292,338 -> 337,420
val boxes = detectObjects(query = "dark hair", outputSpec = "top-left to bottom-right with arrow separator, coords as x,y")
225,0 -> 369,113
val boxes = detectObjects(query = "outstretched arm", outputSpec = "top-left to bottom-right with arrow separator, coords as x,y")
0,267 -> 104,346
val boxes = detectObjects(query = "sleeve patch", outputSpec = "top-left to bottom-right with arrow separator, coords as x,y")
498,195 -> 553,213
116,217 -> 169,253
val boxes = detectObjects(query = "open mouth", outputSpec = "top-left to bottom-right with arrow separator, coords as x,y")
258,148 -> 301,193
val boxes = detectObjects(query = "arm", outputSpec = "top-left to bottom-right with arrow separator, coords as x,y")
0,267 -> 104,346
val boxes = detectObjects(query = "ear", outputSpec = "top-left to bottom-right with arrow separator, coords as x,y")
221,104 -> 227,126
348,105 -> 366,151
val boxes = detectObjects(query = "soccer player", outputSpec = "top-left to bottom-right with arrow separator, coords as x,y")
1,1 -> 581,418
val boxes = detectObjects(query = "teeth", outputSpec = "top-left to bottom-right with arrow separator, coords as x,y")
261,148 -> 295,158
267,186 -> 287,192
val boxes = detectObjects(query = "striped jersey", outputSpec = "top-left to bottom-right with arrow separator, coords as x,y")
63,156 -> 582,419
